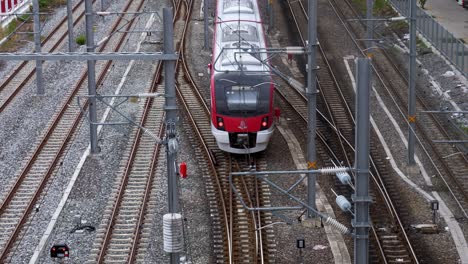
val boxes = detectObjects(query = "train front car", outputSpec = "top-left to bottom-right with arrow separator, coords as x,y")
210,0 -> 275,154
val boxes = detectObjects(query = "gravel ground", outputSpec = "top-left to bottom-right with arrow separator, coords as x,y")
188,0 -> 340,263
1,0 -> 466,263
313,0 -> 467,262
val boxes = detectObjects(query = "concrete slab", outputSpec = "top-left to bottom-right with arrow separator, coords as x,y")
277,124 -> 352,264
423,0 -> 468,42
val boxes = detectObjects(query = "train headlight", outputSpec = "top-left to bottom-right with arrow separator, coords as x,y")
260,117 -> 269,130
217,117 -> 225,131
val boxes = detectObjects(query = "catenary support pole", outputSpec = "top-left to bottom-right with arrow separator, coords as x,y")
306,0 -> 317,218
366,0 -> 373,49
163,8 -> 180,264
85,0 -> 99,154
408,0 -> 417,164
32,0 -> 44,95
268,0 -> 273,32
67,0 -> 74,52
204,0 -> 208,50
353,58 -> 371,264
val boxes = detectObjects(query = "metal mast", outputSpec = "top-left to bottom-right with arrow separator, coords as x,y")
32,0 -> 44,95
353,58 -> 371,264
306,0 -> 318,217
408,0 -> 417,165
163,8 -> 180,264
85,0 -> 99,153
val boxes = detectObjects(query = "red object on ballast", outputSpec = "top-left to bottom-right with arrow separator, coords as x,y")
180,162 -> 187,178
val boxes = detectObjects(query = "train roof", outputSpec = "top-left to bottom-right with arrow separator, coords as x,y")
213,20 -> 268,73
213,0 -> 268,74
216,0 -> 261,22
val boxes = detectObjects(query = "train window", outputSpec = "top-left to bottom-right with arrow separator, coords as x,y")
226,87 -> 258,112
215,75 -> 270,117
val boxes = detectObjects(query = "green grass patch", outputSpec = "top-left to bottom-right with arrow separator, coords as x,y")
75,34 -> 86,45
38,0 -> 65,9
6,19 -> 19,36
351,0 -> 397,16
17,14 -> 31,22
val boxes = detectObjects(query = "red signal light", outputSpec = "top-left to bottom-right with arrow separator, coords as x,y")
180,162 -> 187,178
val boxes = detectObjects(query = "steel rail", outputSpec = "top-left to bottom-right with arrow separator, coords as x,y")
96,90 -> 165,263
239,157 -> 266,263
0,0 -> 145,260
319,0 -> 420,261
127,63 -> 164,263
343,0 -> 468,212
0,0 -> 92,112
175,0 -> 234,262
284,0 -> 418,262
334,0 -> 468,218
95,0 -> 186,260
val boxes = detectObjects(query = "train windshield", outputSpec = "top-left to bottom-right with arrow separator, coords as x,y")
215,74 -> 271,117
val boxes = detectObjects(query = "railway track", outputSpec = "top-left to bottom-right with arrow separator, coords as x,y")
85,0 -> 187,262
0,0 -> 147,261
172,0 -> 277,261
0,0 -> 92,112
334,0 -> 468,218
274,0 -> 419,262
230,155 -> 274,263
87,75 -> 165,263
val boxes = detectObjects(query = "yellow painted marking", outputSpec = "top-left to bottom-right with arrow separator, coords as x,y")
408,115 -> 416,123
307,161 -> 318,170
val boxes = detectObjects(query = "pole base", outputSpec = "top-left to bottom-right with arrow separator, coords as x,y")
405,163 -> 420,177
89,146 -> 102,157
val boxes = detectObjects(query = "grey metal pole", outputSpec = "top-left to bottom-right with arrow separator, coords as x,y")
353,58 -> 371,264
203,0 -> 208,50
366,0 -> 373,49
164,8 -> 180,264
67,0 -> 74,52
32,0 -> 44,95
85,0 -> 99,154
306,0 -> 317,218
408,0 -> 417,165
268,0 -> 273,32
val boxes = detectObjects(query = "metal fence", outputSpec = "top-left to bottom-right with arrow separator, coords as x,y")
389,0 -> 467,77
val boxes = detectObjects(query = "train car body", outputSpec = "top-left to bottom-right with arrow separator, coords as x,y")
210,0 -> 276,154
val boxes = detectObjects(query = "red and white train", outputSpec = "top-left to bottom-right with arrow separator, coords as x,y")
210,0 -> 277,154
